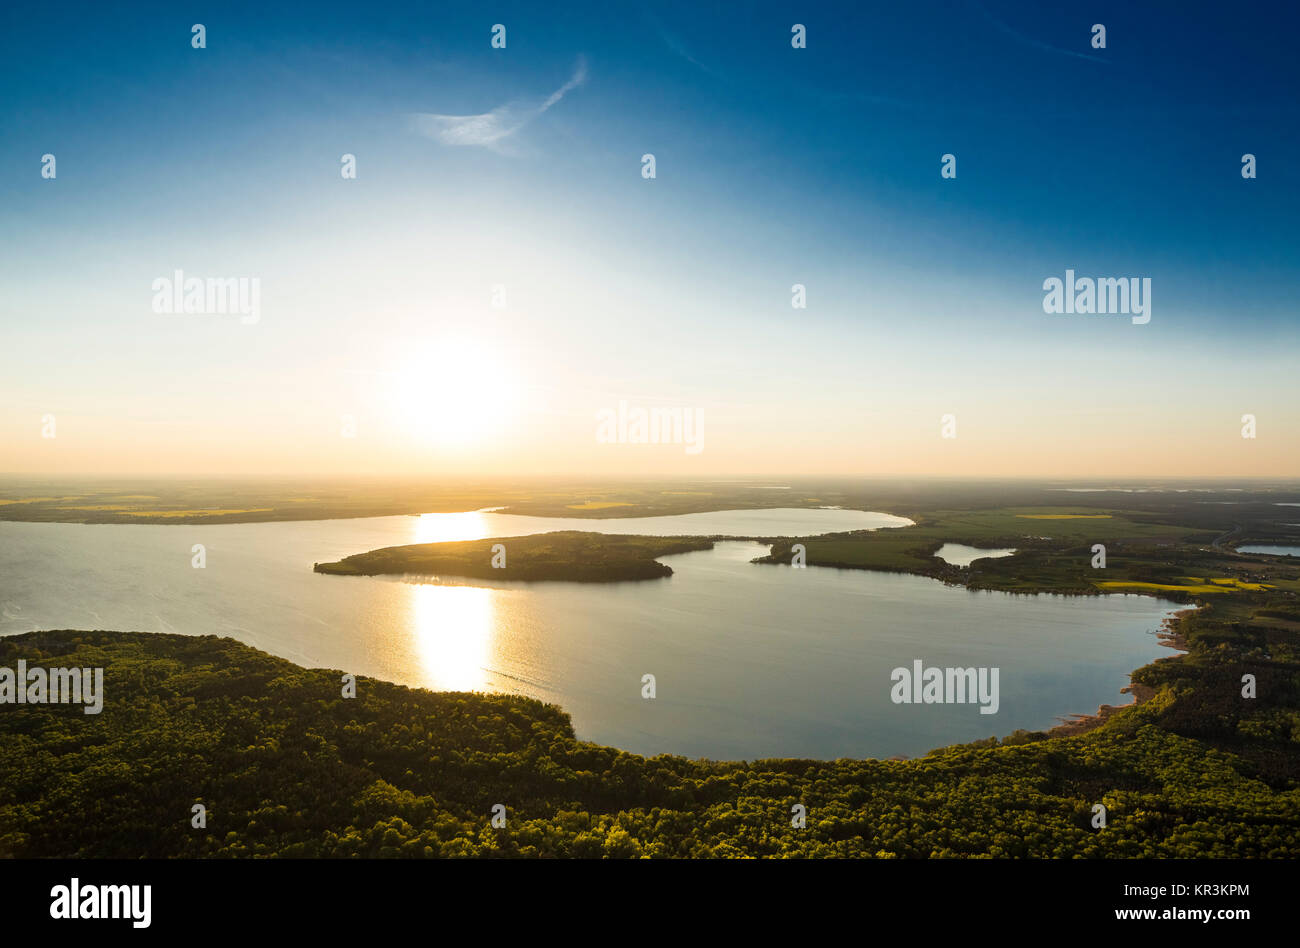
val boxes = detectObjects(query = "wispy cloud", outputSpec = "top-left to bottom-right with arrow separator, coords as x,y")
658,28 -> 725,82
409,57 -> 588,154
971,1 -> 1107,64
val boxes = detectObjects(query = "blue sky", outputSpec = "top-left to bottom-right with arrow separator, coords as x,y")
1,1 -> 1297,476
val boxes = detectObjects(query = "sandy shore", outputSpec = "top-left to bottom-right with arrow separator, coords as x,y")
1046,607 -> 1195,738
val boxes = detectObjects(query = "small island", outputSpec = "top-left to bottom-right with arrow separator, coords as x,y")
313,531 -> 714,583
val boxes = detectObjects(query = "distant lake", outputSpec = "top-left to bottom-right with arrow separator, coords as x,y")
0,508 -> 1183,760
935,544 -> 1016,567
1238,545 -> 1300,558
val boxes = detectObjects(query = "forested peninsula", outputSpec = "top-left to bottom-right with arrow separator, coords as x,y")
314,532 -> 714,583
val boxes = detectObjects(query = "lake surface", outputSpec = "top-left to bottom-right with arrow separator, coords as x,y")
935,543 -> 1017,567
0,508 -> 1183,760
1238,545 -> 1300,557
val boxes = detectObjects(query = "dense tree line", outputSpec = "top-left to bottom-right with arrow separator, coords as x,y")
314,533 -> 714,582
2,623 -> 1297,859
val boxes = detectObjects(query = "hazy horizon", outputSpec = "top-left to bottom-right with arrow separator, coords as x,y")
2,0 -> 1299,882
6,471 -> 1300,483
3,0 -> 1297,479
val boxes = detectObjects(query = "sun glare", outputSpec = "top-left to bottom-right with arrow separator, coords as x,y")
409,583 -> 495,692
386,340 -> 516,449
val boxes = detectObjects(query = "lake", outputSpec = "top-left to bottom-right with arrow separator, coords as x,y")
0,508 -> 1184,760
1238,545 -> 1300,558
934,543 -> 1017,567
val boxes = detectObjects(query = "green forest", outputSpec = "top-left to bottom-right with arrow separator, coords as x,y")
4,488 -> 1299,858
2,611 -> 1297,858
314,532 -> 714,583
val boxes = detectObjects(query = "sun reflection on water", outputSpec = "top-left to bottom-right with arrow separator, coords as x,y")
408,582 -> 496,692
410,509 -> 499,544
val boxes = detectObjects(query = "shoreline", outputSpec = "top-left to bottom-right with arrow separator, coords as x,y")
1,605 -> 1199,762
1045,607 -> 1195,739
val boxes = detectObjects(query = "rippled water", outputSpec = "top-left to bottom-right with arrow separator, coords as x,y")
0,508 -> 1182,760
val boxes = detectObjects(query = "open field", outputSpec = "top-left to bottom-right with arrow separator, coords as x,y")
750,490 -> 1300,598
0,478 -> 835,524
5,476 -> 1300,527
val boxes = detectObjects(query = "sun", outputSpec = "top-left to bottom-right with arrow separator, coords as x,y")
385,339 -> 517,449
